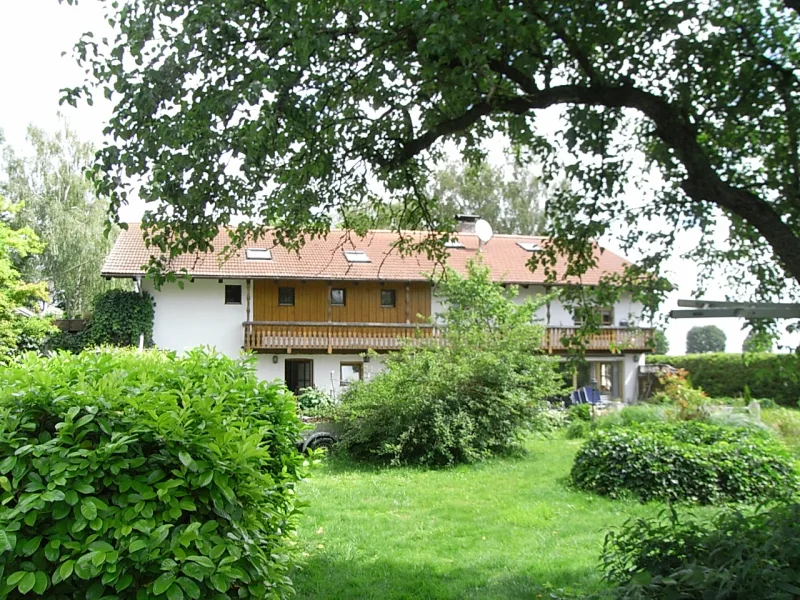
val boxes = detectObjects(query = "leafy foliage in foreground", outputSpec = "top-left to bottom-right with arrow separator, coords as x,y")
647,353 -> 800,407
571,422 -> 798,504
338,261 -> 565,466
0,349 -> 305,599
602,504 -> 800,599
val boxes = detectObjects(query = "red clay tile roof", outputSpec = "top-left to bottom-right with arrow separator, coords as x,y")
102,223 -> 630,285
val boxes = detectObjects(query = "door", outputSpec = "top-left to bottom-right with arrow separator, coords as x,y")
285,359 -> 314,394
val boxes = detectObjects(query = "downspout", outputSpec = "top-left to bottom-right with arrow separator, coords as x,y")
136,276 -> 144,351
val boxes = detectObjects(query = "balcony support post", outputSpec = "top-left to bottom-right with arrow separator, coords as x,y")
405,282 -> 410,324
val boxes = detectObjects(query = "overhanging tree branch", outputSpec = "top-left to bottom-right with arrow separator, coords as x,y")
390,81 -> 800,283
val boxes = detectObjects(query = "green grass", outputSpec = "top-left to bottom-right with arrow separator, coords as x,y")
291,438 -> 679,599
763,407 -> 800,453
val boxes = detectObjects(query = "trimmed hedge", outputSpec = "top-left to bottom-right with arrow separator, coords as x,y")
0,349 -> 305,599
647,353 -> 800,406
570,422 -> 798,504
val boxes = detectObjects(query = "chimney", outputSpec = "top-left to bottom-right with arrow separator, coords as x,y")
455,214 -> 479,234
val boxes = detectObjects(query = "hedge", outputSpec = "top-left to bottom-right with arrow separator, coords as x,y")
0,348 -> 306,599
570,422 -> 798,504
647,353 -> 800,406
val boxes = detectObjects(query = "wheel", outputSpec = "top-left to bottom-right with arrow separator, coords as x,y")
305,434 -> 337,452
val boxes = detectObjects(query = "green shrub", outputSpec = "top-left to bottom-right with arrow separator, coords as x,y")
0,348 -> 306,599
602,504 -> 800,599
565,420 -> 591,439
571,422 -> 798,504
762,407 -> 800,452
531,408 -> 570,434
647,353 -> 800,407
296,387 -> 336,418
337,260 -> 565,467
568,404 -> 592,422
594,405 -> 669,430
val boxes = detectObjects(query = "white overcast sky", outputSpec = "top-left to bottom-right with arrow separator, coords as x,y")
1,0 -> 797,354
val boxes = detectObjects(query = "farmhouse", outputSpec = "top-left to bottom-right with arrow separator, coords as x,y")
102,217 -> 653,401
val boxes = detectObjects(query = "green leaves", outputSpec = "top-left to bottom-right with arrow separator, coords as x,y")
153,572 -> 176,595
571,422 -> 799,504
603,503 -> 800,598
80,498 -> 98,521
338,260 -> 565,467
0,348 -> 306,599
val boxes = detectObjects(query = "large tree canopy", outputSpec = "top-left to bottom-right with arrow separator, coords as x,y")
0,195 -> 53,361
686,325 -> 727,354
339,158 -> 550,234
1,122 -> 123,316
63,0 -> 800,310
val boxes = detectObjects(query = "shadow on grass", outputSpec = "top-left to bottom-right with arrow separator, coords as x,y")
314,443 -> 537,476
292,554 -> 602,600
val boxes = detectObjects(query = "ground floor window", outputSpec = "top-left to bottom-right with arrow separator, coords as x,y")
285,359 -> 313,394
340,362 -> 363,385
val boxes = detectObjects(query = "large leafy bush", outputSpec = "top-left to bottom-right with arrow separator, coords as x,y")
647,353 -> 800,407
338,261 -> 565,466
0,349 -> 305,599
571,422 -> 798,504
602,504 -> 800,599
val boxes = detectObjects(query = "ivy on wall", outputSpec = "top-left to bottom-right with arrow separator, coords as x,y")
90,290 -> 155,346
49,290 -> 155,352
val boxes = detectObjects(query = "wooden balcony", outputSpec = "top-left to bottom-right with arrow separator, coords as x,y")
543,327 -> 654,353
243,322 -> 654,354
243,321 -> 440,353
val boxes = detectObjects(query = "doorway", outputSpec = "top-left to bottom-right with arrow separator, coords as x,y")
576,361 -> 622,401
285,359 -> 314,393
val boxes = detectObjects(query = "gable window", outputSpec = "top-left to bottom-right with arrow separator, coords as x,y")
224,284 -> 242,305
330,288 -> 346,306
340,362 -> 363,385
278,287 -> 295,306
381,289 -> 397,308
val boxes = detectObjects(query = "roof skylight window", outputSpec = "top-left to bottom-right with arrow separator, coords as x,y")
517,242 -> 541,252
245,248 -> 272,260
444,240 -> 465,248
343,250 -> 371,263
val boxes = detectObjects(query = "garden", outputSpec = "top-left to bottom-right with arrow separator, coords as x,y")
0,264 -> 799,598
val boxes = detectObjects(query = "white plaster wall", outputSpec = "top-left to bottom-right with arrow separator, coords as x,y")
255,353 -> 386,397
143,278 -> 247,358
622,353 -> 642,402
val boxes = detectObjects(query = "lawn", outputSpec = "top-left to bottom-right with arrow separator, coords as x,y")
292,438 -> 680,599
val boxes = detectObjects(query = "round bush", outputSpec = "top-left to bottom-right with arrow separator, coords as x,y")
0,349 -> 305,599
570,422 -> 798,504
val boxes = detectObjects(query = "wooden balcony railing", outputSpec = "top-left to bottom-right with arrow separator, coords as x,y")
243,322 -> 654,353
543,327 -> 654,353
243,321 -> 440,353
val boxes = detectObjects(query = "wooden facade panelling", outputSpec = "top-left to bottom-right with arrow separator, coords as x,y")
253,280 -> 431,324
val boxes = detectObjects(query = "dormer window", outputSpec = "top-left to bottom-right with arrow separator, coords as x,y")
343,250 -> 370,263
245,248 -> 272,261
517,242 -> 541,252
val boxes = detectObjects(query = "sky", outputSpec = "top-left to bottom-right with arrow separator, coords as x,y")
1,0 -> 797,355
